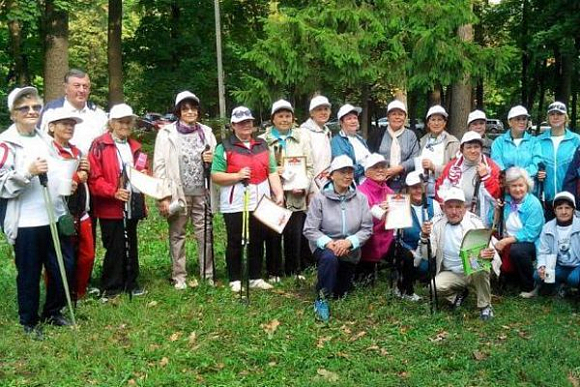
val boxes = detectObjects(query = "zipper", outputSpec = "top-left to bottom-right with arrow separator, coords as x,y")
340,195 -> 346,237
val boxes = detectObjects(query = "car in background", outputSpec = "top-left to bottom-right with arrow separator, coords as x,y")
137,112 -> 176,131
486,119 -> 504,135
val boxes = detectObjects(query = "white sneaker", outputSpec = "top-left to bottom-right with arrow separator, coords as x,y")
519,287 -> 538,299
249,279 -> 273,290
229,281 -> 241,292
402,293 -> 422,302
174,280 -> 187,290
297,275 -> 306,281
269,276 -> 281,283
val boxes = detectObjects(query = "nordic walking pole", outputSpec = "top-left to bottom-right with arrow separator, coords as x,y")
202,144 -> 213,282
39,173 -> 76,326
422,169 -> 438,314
119,165 -> 133,300
241,179 -> 250,304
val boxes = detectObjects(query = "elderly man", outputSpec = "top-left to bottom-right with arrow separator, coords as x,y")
420,187 -> 496,321
39,69 -> 108,154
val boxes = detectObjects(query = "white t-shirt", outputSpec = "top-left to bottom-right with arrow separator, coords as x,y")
442,223 -> 464,273
552,135 -> 565,152
505,210 -> 523,237
513,138 -> 524,147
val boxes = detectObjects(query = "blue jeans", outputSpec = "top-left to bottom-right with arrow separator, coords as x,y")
315,248 -> 356,299
534,264 -> 580,288
14,226 -> 75,326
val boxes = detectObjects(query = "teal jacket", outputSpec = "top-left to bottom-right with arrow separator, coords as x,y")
490,131 -> 539,178
535,128 -> 580,201
489,193 -> 544,244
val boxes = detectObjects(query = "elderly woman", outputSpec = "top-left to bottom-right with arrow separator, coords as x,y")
0,87 -> 74,337
304,155 -> 373,322
89,103 -> 147,300
418,105 -> 459,197
368,100 -> 420,191
491,167 -> 544,297
211,106 -> 284,292
153,91 -> 216,289
261,99 -> 313,280
467,110 -> 492,157
533,192 -> 580,296
436,132 -> 501,226
536,102 -> 580,220
330,104 -> 370,183
46,108 -> 95,301
491,105 -> 538,179
356,153 -> 394,283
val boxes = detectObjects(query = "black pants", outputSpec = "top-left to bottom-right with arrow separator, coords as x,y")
509,242 -> 536,292
223,212 -> 269,281
14,226 -> 74,326
315,248 -> 356,299
100,218 -> 140,295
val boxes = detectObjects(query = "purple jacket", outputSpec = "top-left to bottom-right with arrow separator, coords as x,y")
357,178 -> 395,262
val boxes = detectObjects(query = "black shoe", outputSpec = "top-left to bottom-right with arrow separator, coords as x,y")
452,288 -> 469,310
44,314 -> 72,327
23,325 -> 44,340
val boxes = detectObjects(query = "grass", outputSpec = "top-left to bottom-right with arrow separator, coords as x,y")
1,202 -> 580,386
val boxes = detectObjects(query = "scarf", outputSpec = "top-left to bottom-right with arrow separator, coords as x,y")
387,126 -> 404,167
177,121 -> 206,143
447,154 -> 490,186
271,128 -> 291,150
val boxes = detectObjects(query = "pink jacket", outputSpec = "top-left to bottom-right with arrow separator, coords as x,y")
357,178 -> 395,262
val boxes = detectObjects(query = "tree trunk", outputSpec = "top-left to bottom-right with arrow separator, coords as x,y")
108,0 -> 124,106
556,50 -> 573,105
7,0 -> 29,85
428,86 -> 442,106
448,20 -> 473,138
476,79 -> 484,110
43,0 -> 69,101
360,84 -> 370,139
520,0 -> 529,105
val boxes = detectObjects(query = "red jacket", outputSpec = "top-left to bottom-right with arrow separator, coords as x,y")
88,133 -> 147,219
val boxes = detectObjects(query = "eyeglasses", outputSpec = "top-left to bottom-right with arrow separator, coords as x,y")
14,104 -> 42,114
232,109 -> 252,118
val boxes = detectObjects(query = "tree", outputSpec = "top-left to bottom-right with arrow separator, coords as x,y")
43,0 -> 69,101
108,0 -> 123,105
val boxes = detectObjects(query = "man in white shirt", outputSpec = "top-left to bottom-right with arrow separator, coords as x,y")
420,187 -> 496,321
39,69 -> 108,154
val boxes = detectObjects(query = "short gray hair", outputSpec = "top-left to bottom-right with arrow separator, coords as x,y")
505,166 -> 534,192
64,69 -> 88,83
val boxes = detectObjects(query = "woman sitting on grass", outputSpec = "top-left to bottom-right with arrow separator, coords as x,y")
303,155 -> 373,322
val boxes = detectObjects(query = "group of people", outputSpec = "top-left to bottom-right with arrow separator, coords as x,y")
2,68 -> 580,338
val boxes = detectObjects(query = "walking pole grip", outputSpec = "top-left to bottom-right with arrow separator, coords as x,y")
39,173 -> 48,187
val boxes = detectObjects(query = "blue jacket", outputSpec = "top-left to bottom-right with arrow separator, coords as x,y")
330,131 -> 368,182
537,216 -> 580,268
535,128 -> 580,201
563,146 -> 580,206
490,131 -> 539,177
488,193 -> 544,243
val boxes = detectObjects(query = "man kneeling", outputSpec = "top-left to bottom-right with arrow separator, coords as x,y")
420,187 -> 496,321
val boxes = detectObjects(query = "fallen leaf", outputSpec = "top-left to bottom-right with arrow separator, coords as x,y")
261,319 -> 281,339
317,368 -> 339,382
399,371 -> 408,379
216,363 -> 225,370
159,357 -> 169,367
339,325 -> 352,335
316,336 -> 332,348
429,331 -> 449,342
336,352 -> 350,358
188,332 -> 197,345
349,331 -> 367,342
169,332 -> 182,342
380,348 -> 389,356
498,334 -> 508,341
268,361 -> 277,367
568,373 -> 580,387
365,345 -> 379,351
239,370 -> 250,376
128,379 -> 136,386
188,279 -> 199,288
147,301 -> 158,308
473,351 -> 487,361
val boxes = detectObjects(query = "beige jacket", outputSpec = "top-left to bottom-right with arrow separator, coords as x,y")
153,121 -> 218,213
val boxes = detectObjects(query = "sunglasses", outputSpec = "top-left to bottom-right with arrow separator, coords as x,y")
14,104 -> 42,114
232,109 -> 252,118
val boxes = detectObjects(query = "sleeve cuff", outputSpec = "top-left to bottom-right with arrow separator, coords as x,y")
317,235 -> 332,250
346,235 -> 360,250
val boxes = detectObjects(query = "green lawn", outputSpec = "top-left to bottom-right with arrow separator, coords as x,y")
1,203 -> 579,386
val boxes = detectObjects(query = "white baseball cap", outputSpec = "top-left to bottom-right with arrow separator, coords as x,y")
109,103 -> 137,120
426,105 -> 448,120
7,86 -> 39,110
444,186 -> 466,203
271,99 -> 294,116
460,131 -> 484,145
175,91 -> 200,107
230,106 -> 254,123
329,155 -> 354,174
46,108 -> 83,125
547,101 -> 567,115
405,170 -> 423,187
387,100 -> 407,115
507,105 -> 529,120
309,95 -> 331,112
337,103 -> 362,121
553,191 -> 576,209
364,153 -> 387,171
467,110 -> 486,125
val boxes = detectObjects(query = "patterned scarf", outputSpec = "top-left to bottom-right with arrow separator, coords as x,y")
447,154 -> 490,186
177,121 -> 206,143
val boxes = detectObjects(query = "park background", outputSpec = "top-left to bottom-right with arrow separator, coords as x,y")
1,1 -> 580,386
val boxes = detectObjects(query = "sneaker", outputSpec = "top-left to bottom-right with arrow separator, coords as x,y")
452,288 -> 469,310
23,325 -> 44,341
43,314 -> 72,327
314,299 -> 330,322
402,293 -> 422,302
174,280 -> 187,290
480,305 -> 494,321
249,279 -> 273,290
392,287 -> 402,298
519,287 -> 538,299
229,280 -> 241,292
88,287 -> 101,297
131,288 -> 147,297
296,275 -> 306,281
269,276 -> 282,284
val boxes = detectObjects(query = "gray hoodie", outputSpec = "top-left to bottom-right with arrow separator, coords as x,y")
303,183 -> 373,264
